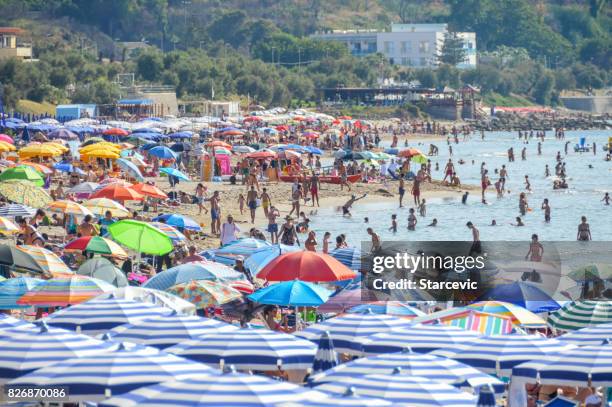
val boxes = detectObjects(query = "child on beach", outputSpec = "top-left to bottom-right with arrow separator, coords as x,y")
419,199 -> 426,217
389,214 -> 397,233
407,208 -> 417,231
238,194 -> 245,215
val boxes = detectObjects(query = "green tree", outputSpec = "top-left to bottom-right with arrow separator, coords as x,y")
136,51 -> 164,82
533,71 -> 555,105
438,31 -> 467,66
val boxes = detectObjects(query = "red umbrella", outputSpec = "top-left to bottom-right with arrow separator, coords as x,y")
257,251 -> 356,282
245,150 -> 277,159
398,148 -> 423,158
131,183 -> 168,199
230,280 -> 254,294
90,184 -> 143,201
276,125 -> 289,131
243,116 -> 262,122
221,130 -> 244,136
206,140 -> 232,149
302,131 -> 319,139
102,128 -> 129,137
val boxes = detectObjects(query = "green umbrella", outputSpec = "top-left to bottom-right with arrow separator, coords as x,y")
0,165 -> 44,187
410,154 -> 428,164
108,219 -> 173,255
569,264 -> 612,282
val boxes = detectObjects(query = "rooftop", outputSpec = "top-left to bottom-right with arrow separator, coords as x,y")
0,27 -> 25,35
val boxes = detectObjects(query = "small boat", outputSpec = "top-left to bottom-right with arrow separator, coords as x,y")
279,174 -> 361,184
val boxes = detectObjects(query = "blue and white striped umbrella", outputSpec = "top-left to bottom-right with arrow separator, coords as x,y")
559,322 -> 612,346
358,324 -> 482,356
0,322 -> 115,384
433,334 -> 576,377
143,261 -> 244,291
9,342 -> 217,402
512,342 -> 612,387
107,312 -> 238,349
216,238 -> 273,256
0,277 -> 45,309
165,329 -> 317,370
0,203 -> 36,217
312,331 -> 338,373
296,313 -> 413,354
0,313 -> 35,330
99,371 -> 328,406
285,388 -> 392,406
44,297 -> 171,335
309,349 -> 504,393
316,373 -> 477,407
330,247 -> 362,271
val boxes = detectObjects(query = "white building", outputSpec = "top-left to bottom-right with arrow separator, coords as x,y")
312,23 -> 476,69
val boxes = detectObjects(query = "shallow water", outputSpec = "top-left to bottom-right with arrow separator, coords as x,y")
306,130 -> 612,244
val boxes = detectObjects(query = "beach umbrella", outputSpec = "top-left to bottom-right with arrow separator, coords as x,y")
0,179 -> 52,207
358,324 -> 482,356
10,341 -> 216,402
512,342 -> 612,387
90,184 -> 143,202
398,148 -> 422,158
0,165 -> 44,186
244,244 -> 302,275
20,161 -> 52,175
257,251 -> 356,282
296,313 -> 413,354
166,329 -> 317,370
160,166 -> 190,181
0,322 -> 116,384
81,148 -> 120,159
80,143 -> 120,154
149,221 -> 186,243
0,203 -> 36,217
95,287 -> 196,315
18,143 -> 63,158
0,133 -> 14,144
348,302 -> 426,318
107,312 -> 238,350
414,308 -> 515,335
130,183 -> 168,199
65,236 -> 128,258
559,322 -> 612,346
248,280 -> 332,307
230,280 -> 255,294
206,140 -> 232,149
569,264 -> 612,282
467,300 -> 548,327
116,158 -> 144,181
167,131 -> 193,139
411,153 -> 428,164
67,181 -> 99,196
0,313 -> 34,330
0,141 -> 16,152
108,220 -> 172,255
81,137 -> 105,146
216,237 -> 272,255
329,247 -> 361,270
170,141 -> 192,152
52,163 -> 85,174
433,334 -> 575,377
549,300 -> 612,331
76,257 -> 128,287
148,146 -> 176,159
317,283 -> 381,313
0,245 -> 72,275
168,280 -> 243,309
221,129 -> 244,136
153,213 -> 201,231
0,216 -> 19,234
0,277 -> 45,309
47,200 -> 93,217
103,127 -> 129,136
233,145 -> 255,154
44,297 -> 171,334
246,150 -> 277,159
312,331 -> 339,373
17,276 -> 114,307
287,388 -> 392,406
309,349 -> 504,393
99,177 -> 132,186
0,244 -> 50,273
83,198 -> 130,217
143,261 -> 244,290
48,128 -> 78,140
100,371 -> 327,407
476,282 -> 559,313
315,373 -> 477,407
304,146 -> 323,155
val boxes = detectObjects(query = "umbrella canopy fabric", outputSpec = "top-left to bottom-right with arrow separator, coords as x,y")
0,203 -> 36,217
0,313 -> 34,330
131,183 -> 168,199
244,244 -> 301,275
466,300 -> 548,327
559,322 -> 612,346
312,331 -> 339,373
168,280 -> 243,309
48,128 -> 78,140
47,200 -> 93,217
317,284 -> 380,313
257,251 -> 356,282
0,216 -> 19,234
413,308 -> 514,336
548,300 -> 612,331
83,198 -> 130,217
569,264 -> 612,282
0,165 -> 44,186
512,343 -> 612,387
94,287 -> 195,316
143,261 -> 244,290
148,146 -> 176,159
348,302 -> 426,318
44,297 -> 172,334
316,373 -> 477,407
76,257 -> 128,287
108,220 -> 173,255
90,184 -> 143,201
153,213 -> 201,231
149,221 -> 186,242
116,158 -> 144,181
166,329 -> 317,370
100,372 -> 327,407
17,276 -> 114,307
0,277 -> 45,309
310,349 -> 503,391
160,167 -> 190,181
10,342 -> 216,402
11,245 -> 72,275
433,334 -> 575,377
103,127 -> 129,136
329,247 -> 362,271
65,236 -> 128,258
296,313 -> 413,354
0,323 -> 116,384
108,313 -> 238,349
0,179 -> 52,207
476,282 -> 560,313
0,244 -> 51,273
358,324 -> 482,356
216,237 -> 272,255
67,182 -> 99,196
248,280 -> 332,307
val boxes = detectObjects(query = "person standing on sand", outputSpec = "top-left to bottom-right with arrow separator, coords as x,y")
210,191 -> 221,235
525,234 -> 544,262
541,198 -> 551,222
220,215 -> 240,246
466,221 -> 481,254
339,164 -> 351,191
267,205 -> 280,244
195,183 -> 208,215
310,173 -> 321,207
260,188 -> 271,218
577,216 -> 591,241
288,184 -> 302,217
247,185 -> 258,224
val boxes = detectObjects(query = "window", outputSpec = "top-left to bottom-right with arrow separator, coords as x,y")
419,41 -> 430,53
400,41 -> 411,54
383,41 -> 394,54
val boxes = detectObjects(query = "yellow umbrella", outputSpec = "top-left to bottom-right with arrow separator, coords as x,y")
81,149 -> 120,159
0,216 -> 19,234
18,144 -> 63,158
79,143 -> 120,154
0,141 -> 16,152
83,198 -> 130,217
46,142 -> 69,152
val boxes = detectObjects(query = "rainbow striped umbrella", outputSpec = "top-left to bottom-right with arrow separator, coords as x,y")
83,198 -> 130,218
413,307 -> 515,335
16,276 -> 114,307
14,245 -> 72,275
47,200 -> 93,217
0,277 -> 45,309
167,280 -> 242,309
64,236 -> 128,258
0,216 -> 19,234
467,300 -> 547,328
149,222 -> 186,243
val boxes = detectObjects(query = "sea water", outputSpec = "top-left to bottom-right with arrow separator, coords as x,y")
306,130 -> 612,244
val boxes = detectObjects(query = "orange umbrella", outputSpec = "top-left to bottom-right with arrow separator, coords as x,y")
245,150 -> 277,159
220,130 -> 244,137
131,183 -> 168,199
103,128 -> 129,136
20,161 -> 53,175
338,115 -> 352,120
398,148 -> 423,158
89,184 -> 143,201
206,140 -> 232,150
256,251 -> 356,282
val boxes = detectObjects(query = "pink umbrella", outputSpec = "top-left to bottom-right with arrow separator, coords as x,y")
0,134 -> 14,144
318,287 -> 379,313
